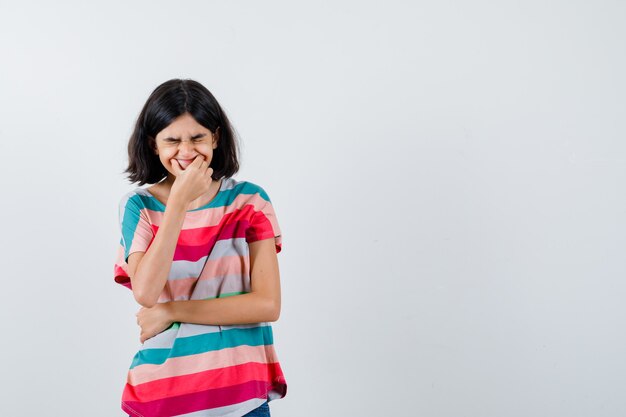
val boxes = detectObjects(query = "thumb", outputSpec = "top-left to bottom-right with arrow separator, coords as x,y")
191,154 -> 205,166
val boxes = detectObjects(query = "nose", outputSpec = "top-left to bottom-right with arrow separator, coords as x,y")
177,140 -> 196,155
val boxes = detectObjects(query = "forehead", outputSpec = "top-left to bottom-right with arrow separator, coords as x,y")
156,113 -> 209,138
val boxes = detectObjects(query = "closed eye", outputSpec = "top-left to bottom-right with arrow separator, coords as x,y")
164,133 -> 207,142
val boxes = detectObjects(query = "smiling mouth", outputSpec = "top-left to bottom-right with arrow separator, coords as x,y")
174,159 -> 193,168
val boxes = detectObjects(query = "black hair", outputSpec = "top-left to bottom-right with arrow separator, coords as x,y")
124,78 -> 240,185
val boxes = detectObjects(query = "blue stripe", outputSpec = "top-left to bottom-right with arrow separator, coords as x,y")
129,325 -> 275,368
120,194 -> 147,260
131,180 -> 271,213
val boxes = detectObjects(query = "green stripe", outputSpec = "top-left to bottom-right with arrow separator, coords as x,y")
135,181 -> 271,213
130,325 -> 275,369
121,195 -> 147,260
209,291 -> 247,298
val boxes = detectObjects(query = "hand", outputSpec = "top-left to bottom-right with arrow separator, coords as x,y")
170,155 -> 214,207
136,302 -> 174,344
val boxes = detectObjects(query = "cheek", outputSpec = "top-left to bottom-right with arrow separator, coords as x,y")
159,155 -> 176,168
159,150 -> 175,160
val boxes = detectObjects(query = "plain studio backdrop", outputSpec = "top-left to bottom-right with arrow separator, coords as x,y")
1,1 -> 625,416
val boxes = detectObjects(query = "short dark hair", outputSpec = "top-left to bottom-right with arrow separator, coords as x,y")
124,78 -> 240,185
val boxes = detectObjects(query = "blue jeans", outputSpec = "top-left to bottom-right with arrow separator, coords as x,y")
243,401 -> 271,417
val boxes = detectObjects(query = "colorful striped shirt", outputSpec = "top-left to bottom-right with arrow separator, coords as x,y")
113,177 -> 287,417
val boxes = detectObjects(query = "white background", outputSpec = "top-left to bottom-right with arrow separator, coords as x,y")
1,1 -> 625,416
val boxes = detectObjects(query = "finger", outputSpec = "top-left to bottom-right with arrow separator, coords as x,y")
191,155 -> 205,167
171,158 -> 183,175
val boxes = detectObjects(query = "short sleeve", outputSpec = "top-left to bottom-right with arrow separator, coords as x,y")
245,187 -> 283,254
113,193 -> 155,289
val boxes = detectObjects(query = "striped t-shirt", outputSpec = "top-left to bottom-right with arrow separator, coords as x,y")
113,176 -> 287,417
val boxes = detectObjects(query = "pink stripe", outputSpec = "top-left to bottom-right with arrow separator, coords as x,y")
127,344 -> 280,385
155,206 -> 258,262
123,361 -> 284,402
143,193 -> 271,229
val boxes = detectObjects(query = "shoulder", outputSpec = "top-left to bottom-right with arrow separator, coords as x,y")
222,177 -> 272,202
117,188 -> 153,212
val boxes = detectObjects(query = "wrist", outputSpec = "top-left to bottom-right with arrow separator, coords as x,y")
164,301 -> 178,322
165,195 -> 189,211
162,197 -> 189,218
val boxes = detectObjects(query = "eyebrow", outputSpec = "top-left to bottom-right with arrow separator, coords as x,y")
163,133 -> 207,140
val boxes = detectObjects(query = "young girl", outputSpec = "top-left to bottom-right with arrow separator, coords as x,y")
113,79 -> 287,417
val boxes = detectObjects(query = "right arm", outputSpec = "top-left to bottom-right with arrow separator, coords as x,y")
128,199 -> 188,308
127,156 -> 214,308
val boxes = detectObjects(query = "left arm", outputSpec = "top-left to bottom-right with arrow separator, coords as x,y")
137,237 -> 281,341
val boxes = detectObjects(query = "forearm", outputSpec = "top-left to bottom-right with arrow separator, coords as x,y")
167,293 -> 278,326
133,199 -> 187,307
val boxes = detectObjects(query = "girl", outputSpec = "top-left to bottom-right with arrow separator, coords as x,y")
113,79 -> 287,417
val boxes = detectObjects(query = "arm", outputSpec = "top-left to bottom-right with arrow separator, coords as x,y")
129,158 -> 218,308
166,237 -> 282,325
129,199 -> 188,308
